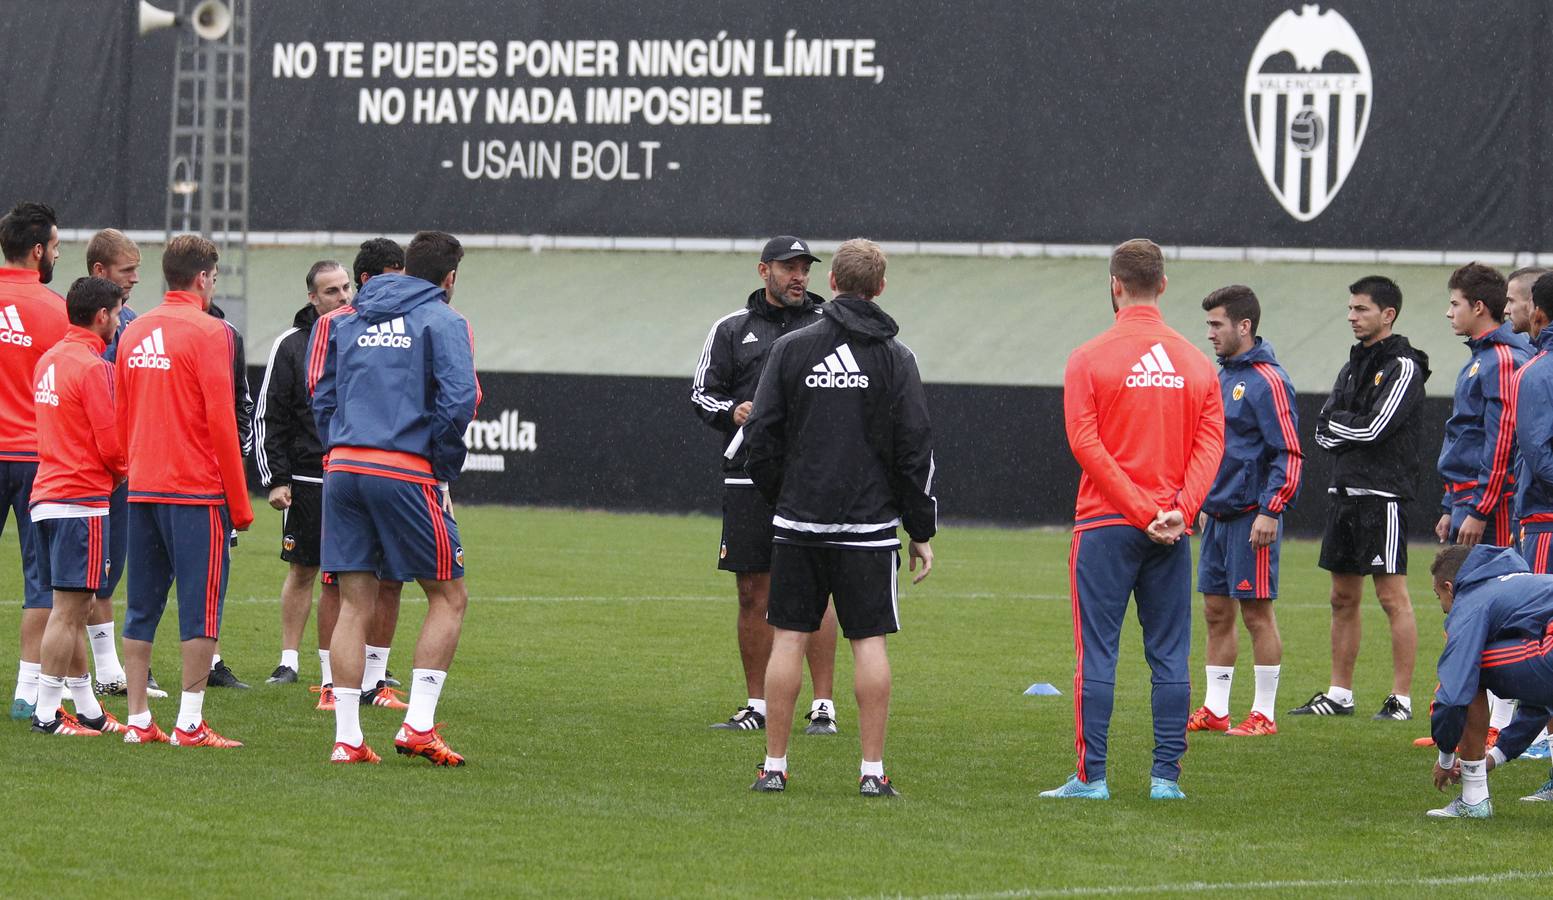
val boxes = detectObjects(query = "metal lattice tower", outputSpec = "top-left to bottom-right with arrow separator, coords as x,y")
164,0 -> 250,334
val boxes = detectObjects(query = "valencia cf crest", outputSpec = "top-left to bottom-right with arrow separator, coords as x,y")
455,546 -> 464,566
1373,371 -> 1384,386
1231,382 -> 1247,401
719,543 -> 728,560
283,534 -> 296,552
1468,359 -> 1480,377
1244,5 -> 1372,221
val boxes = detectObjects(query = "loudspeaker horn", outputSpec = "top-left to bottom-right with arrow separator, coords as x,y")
190,1 -> 231,41
137,0 -> 179,36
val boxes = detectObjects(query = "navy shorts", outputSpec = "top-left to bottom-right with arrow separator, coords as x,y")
1524,525 -> 1553,575
321,471 -> 463,583
1197,513 -> 1281,599
0,460 -> 48,609
34,515 -> 110,593
1447,488 -> 1516,548
96,481 -> 128,599
122,503 -> 231,643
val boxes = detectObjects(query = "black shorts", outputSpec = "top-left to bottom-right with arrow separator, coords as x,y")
280,480 -> 323,568
719,486 -> 774,573
1318,494 -> 1407,576
768,543 -> 899,640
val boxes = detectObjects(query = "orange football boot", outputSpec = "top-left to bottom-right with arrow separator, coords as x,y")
122,720 -> 171,744
311,684 -> 336,711
394,723 -> 465,766
330,741 -> 382,764
170,720 -> 243,748
1226,711 -> 1278,736
1187,705 -> 1230,732
363,684 -> 408,710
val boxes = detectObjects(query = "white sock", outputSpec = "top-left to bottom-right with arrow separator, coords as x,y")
210,654 -> 222,670
1536,727 -> 1550,746
36,674 -> 64,723
67,676 -> 102,720
1461,758 -> 1489,805
1488,692 -> 1514,730
128,710 -> 152,729
15,660 -> 40,703
1326,685 -> 1354,706
177,691 -> 205,731
748,697 -> 767,717
811,698 -> 835,721
1204,666 -> 1234,717
280,649 -> 299,672
362,645 -> 390,691
763,755 -> 787,774
1394,694 -> 1412,712
404,669 -> 446,731
87,622 -> 125,682
1252,665 -> 1280,720
861,759 -> 884,778
334,687 -> 363,745
318,649 -> 333,686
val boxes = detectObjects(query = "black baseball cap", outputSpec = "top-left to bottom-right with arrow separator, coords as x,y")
761,235 -> 820,263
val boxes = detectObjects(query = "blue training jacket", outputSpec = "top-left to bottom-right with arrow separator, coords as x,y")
1430,545 -> 1553,753
1515,329 -> 1553,525
1437,322 -> 1532,517
1201,338 -> 1302,518
310,273 -> 479,483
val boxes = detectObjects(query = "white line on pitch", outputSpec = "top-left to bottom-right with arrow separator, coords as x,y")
906,869 -> 1553,899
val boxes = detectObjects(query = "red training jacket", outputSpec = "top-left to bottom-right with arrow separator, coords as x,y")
31,326 -> 126,508
115,291 -> 254,529
0,268 -> 69,461
1064,304 -> 1225,532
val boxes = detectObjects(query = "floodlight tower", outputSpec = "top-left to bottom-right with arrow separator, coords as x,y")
145,0 -> 249,333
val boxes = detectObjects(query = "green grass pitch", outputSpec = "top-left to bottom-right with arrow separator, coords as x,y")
1,505 -> 1551,897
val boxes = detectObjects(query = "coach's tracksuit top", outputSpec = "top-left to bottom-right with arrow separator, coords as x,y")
309,273 -> 479,485
256,303 -> 326,489
1431,546 -> 1553,756
1437,322 -> 1531,518
1515,329 -> 1553,528
742,294 -> 936,550
1201,338 -> 1302,519
691,288 -> 825,482
31,326 -> 126,512
1063,304 -> 1224,532
0,268 -> 68,462
114,290 -> 254,530
1313,334 -> 1431,499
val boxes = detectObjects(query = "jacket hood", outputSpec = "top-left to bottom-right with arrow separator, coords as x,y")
1455,544 -> 1531,593
1537,329 -> 1553,353
1221,337 -> 1277,368
292,303 -> 321,330
1353,333 -> 1430,379
824,294 -> 898,342
745,288 -> 824,320
353,273 -> 447,323
1468,321 -> 1533,353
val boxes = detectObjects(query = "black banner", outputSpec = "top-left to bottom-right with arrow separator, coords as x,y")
7,1 -> 1553,250
287,367 -> 1446,539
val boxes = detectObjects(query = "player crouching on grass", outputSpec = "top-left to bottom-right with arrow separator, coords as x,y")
1426,544 -> 1553,818
27,277 -> 128,736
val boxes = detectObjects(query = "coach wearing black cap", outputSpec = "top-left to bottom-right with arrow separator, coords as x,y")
690,236 -> 840,734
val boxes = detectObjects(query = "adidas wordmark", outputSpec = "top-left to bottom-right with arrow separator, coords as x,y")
806,342 -> 869,389
357,318 -> 412,348
1125,343 -> 1184,389
33,364 -> 57,406
0,305 -> 31,347
126,328 -> 172,370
